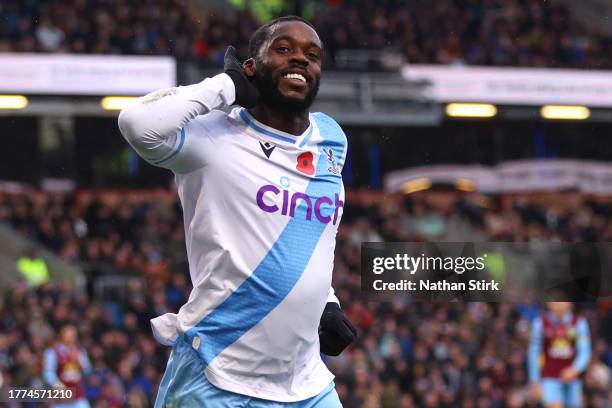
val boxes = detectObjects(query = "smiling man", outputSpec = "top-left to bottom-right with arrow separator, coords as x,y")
118,16 -> 356,407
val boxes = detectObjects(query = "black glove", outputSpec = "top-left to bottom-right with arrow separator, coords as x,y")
223,46 -> 259,108
319,302 -> 357,356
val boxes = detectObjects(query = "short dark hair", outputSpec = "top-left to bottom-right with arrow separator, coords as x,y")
248,15 -> 319,60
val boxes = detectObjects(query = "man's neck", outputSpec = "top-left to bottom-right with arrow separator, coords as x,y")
248,105 -> 310,135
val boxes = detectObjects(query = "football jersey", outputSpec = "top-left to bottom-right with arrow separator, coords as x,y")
118,73 -> 347,402
42,344 -> 90,400
53,345 -> 86,399
527,312 -> 591,382
540,313 -> 578,378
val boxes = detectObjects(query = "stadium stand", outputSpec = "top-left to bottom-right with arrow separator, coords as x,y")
1,0 -> 611,407
1,0 -> 611,69
0,188 -> 611,406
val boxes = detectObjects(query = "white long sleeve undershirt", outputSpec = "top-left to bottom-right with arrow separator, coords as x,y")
118,73 -> 236,170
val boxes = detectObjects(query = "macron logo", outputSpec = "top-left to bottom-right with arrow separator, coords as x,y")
256,184 -> 343,225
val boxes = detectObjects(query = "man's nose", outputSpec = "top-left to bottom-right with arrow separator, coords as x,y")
290,50 -> 308,66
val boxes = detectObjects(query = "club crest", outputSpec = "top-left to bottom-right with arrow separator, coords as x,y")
325,148 -> 340,175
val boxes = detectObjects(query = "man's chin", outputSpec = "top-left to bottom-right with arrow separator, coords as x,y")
267,93 -> 314,114
281,94 -> 308,106
252,69 -> 318,114
278,87 -> 309,102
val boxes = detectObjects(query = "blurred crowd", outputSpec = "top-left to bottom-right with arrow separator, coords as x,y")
0,188 -> 611,407
0,0 -> 259,64
1,0 -> 611,69
315,0 -> 612,69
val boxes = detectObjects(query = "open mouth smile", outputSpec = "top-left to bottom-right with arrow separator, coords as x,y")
282,72 -> 307,83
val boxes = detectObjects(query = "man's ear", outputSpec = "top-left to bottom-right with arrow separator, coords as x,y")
243,58 -> 256,79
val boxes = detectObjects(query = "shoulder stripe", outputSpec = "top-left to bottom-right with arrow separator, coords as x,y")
298,125 -> 314,147
239,109 -> 296,144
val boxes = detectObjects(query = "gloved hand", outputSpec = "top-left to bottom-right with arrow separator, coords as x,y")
224,46 -> 259,108
319,302 -> 357,356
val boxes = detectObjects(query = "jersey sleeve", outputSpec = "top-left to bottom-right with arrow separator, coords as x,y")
326,286 -> 340,306
42,348 -> 59,386
572,317 -> 591,373
79,348 -> 92,376
315,113 -> 347,310
313,112 -> 348,172
527,317 -> 543,383
118,73 -> 235,174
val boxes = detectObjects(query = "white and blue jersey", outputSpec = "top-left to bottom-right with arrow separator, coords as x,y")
118,73 -> 347,402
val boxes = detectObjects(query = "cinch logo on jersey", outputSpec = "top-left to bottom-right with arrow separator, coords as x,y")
256,184 -> 343,225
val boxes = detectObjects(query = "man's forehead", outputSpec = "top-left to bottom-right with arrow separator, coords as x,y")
268,21 -> 322,48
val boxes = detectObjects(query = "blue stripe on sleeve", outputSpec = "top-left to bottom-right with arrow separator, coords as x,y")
154,127 -> 186,165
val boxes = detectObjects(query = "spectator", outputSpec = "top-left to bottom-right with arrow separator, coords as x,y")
43,324 -> 92,408
16,248 -> 49,288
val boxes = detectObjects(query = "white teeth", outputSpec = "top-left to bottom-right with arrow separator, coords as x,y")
283,73 -> 306,82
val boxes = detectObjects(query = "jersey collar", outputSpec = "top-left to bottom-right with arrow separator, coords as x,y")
239,108 -> 314,147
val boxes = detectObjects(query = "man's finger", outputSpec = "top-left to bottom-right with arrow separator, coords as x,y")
343,316 -> 357,336
331,318 -> 356,342
224,45 -> 237,60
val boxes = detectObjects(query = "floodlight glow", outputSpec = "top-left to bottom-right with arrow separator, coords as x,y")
540,105 -> 590,120
402,178 -> 432,194
0,95 -> 28,109
446,103 -> 497,118
455,178 -> 476,192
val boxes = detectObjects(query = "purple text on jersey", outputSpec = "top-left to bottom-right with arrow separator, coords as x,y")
256,184 -> 343,225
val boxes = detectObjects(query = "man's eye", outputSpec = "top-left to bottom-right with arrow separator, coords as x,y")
277,47 -> 290,53
307,53 -> 319,60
